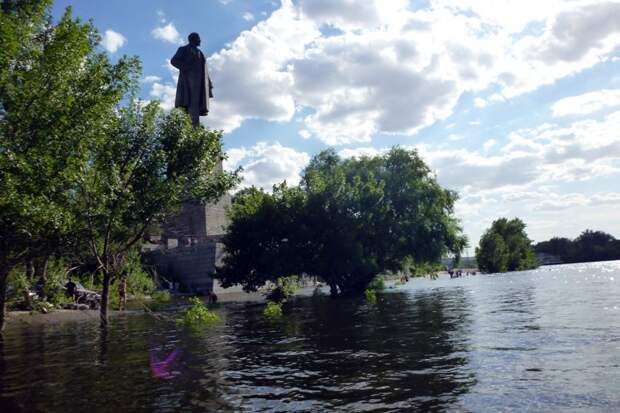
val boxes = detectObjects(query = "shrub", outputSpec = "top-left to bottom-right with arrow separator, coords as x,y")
44,258 -> 72,306
176,297 -> 220,327
265,276 -> 300,303
152,290 -> 172,303
123,249 -> 156,298
364,288 -> 377,304
368,276 -> 385,291
263,301 -> 283,317
6,269 -> 33,310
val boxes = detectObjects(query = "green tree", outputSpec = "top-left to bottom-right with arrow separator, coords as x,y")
74,103 -> 238,326
217,148 -> 467,297
475,232 -> 508,273
476,218 -> 538,273
0,2 -> 138,330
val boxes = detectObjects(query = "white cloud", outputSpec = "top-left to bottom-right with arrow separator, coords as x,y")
347,109 -> 620,195
207,0 -> 321,131
338,146 -> 386,158
242,12 -> 255,21
201,0 -> 620,144
299,129 -> 311,139
149,82 -> 176,110
474,97 -> 487,108
483,138 -> 496,151
498,2 -> 620,97
224,142 -> 310,190
141,75 -> 162,83
551,89 -> 620,117
101,29 -> 126,53
152,22 -> 183,45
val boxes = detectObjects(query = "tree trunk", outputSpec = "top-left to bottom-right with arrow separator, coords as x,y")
118,275 -> 127,311
100,270 -> 111,328
0,265 -> 9,332
34,256 -> 49,299
26,259 -> 35,280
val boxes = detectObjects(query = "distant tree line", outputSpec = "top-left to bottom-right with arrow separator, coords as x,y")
535,230 -> 620,264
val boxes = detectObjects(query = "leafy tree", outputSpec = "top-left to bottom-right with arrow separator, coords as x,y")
475,232 -> 508,273
217,148 -> 467,297
0,2 -> 137,330
74,103 -> 238,326
476,218 -> 538,273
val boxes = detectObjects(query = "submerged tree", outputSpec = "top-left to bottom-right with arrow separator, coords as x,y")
476,217 -> 538,273
217,148 -> 467,297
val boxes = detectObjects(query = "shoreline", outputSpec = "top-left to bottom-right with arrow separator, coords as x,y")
4,289 -> 268,329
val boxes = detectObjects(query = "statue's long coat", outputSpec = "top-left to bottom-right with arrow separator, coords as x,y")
171,45 -> 213,115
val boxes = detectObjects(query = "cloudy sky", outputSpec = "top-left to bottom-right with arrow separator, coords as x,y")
53,0 -> 620,249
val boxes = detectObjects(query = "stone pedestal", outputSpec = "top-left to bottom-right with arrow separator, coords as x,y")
145,160 -> 231,293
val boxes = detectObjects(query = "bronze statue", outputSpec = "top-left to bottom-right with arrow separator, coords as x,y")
171,32 -> 213,126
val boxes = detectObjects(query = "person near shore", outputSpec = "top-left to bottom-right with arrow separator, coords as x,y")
65,279 -> 77,301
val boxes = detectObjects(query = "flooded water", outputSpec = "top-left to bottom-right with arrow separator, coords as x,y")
1,261 -> 620,412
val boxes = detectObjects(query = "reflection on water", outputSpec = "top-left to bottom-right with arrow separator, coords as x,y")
1,261 -> 620,412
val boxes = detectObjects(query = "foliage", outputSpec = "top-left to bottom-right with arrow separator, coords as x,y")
152,290 -> 172,303
42,258 -> 71,306
535,230 -> 620,264
402,258 -> 443,279
263,301 -> 283,318
265,276 -> 300,303
176,297 -> 220,327
6,268 -> 32,310
475,218 -> 538,273
0,1 -> 139,329
368,276 -> 385,291
0,0 -> 239,330
121,248 -> 156,298
218,148 -> 467,297
75,102 -> 238,325
364,288 -> 377,304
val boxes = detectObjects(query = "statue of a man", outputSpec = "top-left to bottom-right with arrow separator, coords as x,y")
171,32 -> 213,126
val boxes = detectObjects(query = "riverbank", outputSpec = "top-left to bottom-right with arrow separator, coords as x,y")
4,289 -> 268,328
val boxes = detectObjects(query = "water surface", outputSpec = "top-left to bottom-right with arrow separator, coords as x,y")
1,261 -> 619,412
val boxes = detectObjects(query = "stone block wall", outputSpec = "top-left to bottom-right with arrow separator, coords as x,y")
145,242 -> 218,293
145,156 -> 232,293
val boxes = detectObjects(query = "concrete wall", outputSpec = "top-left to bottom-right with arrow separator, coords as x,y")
147,155 -> 232,293
145,242 -> 217,293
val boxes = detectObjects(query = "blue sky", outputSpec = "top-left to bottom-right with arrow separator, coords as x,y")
52,0 -> 620,247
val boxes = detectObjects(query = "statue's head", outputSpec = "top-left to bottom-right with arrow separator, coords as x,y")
188,32 -> 201,47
